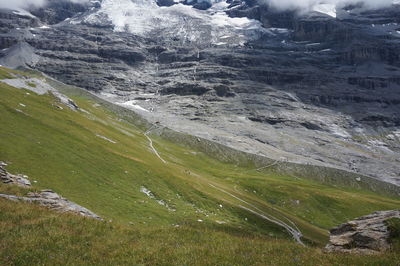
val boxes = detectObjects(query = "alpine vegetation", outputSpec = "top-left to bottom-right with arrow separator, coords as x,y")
0,0 -> 399,265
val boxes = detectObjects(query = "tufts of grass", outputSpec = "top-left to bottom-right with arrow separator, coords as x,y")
0,66 -> 33,80
0,67 -> 14,80
386,218 -> 400,252
26,82 -> 37,88
1,198 -> 400,266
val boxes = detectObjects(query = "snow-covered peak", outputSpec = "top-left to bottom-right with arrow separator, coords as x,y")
79,0 -> 265,46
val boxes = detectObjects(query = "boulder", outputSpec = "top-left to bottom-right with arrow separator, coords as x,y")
325,210 -> 400,254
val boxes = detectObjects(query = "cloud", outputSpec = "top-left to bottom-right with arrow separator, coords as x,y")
259,0 -> 395,12
0,0 -> 89,10
0,0 -> 44,9
0,0 -> 395,14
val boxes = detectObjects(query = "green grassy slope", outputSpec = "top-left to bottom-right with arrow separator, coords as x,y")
0,66 -> 399,264
1,195 -> 399,266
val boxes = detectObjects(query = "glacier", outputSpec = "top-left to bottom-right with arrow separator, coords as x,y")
78,0 -> 266,46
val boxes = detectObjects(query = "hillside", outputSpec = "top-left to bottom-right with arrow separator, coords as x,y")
1,194 -> 399,265
1,0 -> 400,185
0,66 -> 399,264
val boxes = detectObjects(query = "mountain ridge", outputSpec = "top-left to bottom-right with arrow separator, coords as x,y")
1,0 -> 400,186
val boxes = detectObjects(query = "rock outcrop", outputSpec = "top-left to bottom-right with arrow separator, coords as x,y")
0,162 -> 102,220
0,162 -> 31,187
0,190 -> 102,220
325,210 -> 400,254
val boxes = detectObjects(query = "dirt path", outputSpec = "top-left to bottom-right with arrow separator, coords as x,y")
208,183 -> 304,246
144,127 -> 167,164
142,125 -> 302,243
245,159 -> 281,173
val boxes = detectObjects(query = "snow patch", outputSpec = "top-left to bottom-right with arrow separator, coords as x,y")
12,8 -> 36,18
117,100 -> 149,112
312,3 -> 336,18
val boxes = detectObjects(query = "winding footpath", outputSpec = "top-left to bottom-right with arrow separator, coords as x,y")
142,125 -> 303,244
144,127 -> 167,164
208,183 -> 304,246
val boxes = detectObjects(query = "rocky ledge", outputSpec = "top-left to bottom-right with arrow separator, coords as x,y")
0,162 -> 102,220
325,210 -> 400,255
0,162 -> 31,187
0,190 -> 102,220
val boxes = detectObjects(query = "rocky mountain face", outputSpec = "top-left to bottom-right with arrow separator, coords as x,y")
0,0 -> 399,185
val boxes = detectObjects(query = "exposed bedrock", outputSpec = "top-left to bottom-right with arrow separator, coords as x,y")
325,210 -> 400,255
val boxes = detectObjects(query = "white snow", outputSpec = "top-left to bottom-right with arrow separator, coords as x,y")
82,0 -> 265,46
210,10 -> 259,30
12,8 -> 36,18
312,3 -> 336,18
306,43 -> 321,46
118,100 -> 149,112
